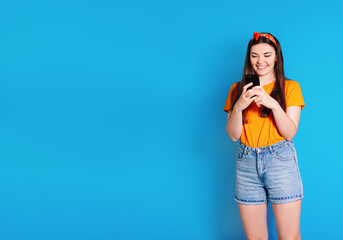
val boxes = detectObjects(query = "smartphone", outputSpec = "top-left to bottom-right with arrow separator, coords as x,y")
245,74 -> 260,90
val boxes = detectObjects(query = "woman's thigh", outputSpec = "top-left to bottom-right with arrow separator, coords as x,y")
238,203 -> 268,240
271,199 -> 302,240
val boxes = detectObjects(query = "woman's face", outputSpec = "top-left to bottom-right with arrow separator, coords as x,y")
250,43 -> 277,78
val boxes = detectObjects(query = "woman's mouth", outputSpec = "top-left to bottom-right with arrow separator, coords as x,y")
257,65 -> 267,70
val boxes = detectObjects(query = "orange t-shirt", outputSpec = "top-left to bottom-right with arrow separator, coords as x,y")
223,80 -> 305,148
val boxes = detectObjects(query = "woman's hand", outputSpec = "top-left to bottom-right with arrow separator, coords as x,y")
247,86 -> 279,109
234,83 -> 258,112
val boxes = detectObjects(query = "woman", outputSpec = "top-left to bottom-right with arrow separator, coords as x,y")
223,32 -> 305,240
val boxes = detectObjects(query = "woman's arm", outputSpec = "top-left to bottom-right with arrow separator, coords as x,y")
226,83 -> 257,141
248,86 -> 302,140
271,105 -> 301,140
226,107 -> 243,141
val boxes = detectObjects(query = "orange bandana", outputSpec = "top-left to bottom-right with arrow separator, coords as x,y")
251,32 -> 277,47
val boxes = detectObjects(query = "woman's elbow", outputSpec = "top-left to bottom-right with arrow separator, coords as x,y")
227,133 -> 239,141
284,129 -> 298,141
226,128 -> 240,141
284,136 -> 293,141
230,136 -> 240,141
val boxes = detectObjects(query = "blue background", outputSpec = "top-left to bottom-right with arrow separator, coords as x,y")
0,0 -> 342,239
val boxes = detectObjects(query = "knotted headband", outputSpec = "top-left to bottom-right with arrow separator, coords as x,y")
251,32 -> 277,47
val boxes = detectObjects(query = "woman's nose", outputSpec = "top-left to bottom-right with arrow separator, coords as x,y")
257,57 -> 264,63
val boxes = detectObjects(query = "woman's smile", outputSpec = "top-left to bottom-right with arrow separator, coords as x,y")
257,65 -> 268,69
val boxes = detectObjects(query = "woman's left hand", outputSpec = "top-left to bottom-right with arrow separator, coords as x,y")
247,86 -> 279,109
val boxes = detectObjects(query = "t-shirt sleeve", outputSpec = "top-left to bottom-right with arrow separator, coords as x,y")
223,83 -> 239,112
285,80 -> 305,110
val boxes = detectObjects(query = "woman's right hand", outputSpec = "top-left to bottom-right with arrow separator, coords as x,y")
233,83 -> 258,112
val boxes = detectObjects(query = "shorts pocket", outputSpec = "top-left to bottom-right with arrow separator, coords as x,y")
272,143 -> 295,161
237,147 -> 245,160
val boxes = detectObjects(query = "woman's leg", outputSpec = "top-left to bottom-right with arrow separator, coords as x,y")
271,199 -> 302,240
238,203 -> 268,240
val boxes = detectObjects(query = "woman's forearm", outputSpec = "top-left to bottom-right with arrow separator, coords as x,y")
226,105 -> 243,141
271,104 -> 298,140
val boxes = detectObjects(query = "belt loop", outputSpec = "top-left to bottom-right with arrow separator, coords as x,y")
268,145 -> 273,154
244,145 -> 247,155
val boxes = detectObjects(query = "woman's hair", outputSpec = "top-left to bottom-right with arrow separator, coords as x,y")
231,32 -> 287,123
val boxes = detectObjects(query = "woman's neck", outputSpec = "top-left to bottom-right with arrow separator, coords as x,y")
259,73 -> 276,86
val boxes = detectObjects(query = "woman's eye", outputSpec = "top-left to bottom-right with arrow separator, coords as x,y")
251,55 -> 257,58
265,55 -> 271,57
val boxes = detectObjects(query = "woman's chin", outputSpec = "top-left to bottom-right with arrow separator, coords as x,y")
254,69 -> 273,77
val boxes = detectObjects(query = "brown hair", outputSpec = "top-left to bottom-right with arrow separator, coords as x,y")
231,32 -> 287,123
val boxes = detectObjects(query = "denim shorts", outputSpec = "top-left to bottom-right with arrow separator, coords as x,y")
235,140 -> 304,205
